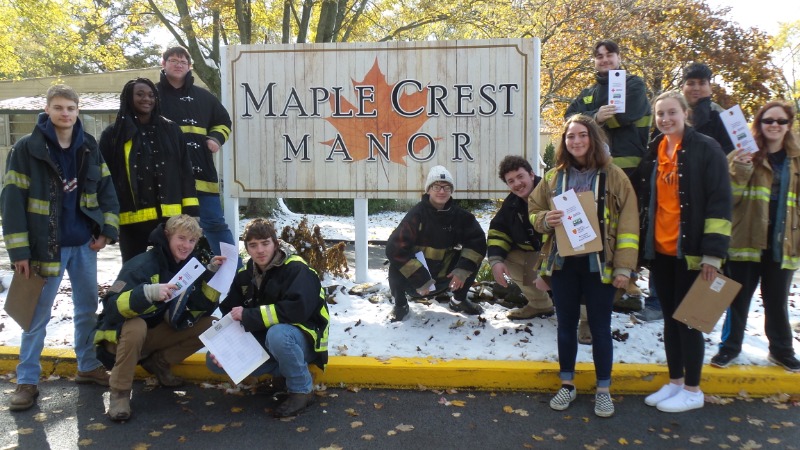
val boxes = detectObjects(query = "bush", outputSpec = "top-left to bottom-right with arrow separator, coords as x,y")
279,216 -> 348,279
542,142 -> 556,172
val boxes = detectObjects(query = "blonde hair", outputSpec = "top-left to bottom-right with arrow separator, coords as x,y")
165,214 -> 202,240
653,90 -> 691,126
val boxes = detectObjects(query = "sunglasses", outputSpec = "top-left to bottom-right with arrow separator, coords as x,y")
760,118 -> 790,125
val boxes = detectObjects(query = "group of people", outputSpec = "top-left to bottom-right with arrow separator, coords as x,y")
2,38 -> 798,422
384,39 -> 799,419
2,46 -> 329,420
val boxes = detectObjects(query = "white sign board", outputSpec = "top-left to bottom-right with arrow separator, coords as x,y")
221,39 -> 539,199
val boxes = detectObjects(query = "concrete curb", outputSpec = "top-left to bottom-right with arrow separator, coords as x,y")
1,346 -> 796,396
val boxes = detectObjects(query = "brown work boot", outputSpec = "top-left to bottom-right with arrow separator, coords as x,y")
9,384 -> 39,411
140,352 -> 184,387
507,304 -> 555,320
107,389 -> 131,421
273,392 -> 315,418
578,319 -> 592,345
76,366 -> 111,386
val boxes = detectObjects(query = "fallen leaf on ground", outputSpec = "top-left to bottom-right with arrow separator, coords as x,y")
149,431 -> 163,437
132,444 -> 150,450
344,408 -> 359,416
17,428 -> 34,435
78,439 -> 93,446
373,403 -> 383,409
450,400 -> 466,407
296,426 -> 309,432
163,424 -> 176,429
201,424 -> 226,433
230,407 -> 243,413
396,424 -> 414,432
618,437 -> 629,445
86,423 -> 107,431
325,427 -> 337,433
351,421 -> 363,428
361,434 -> 375,440
689,436 -> 709,444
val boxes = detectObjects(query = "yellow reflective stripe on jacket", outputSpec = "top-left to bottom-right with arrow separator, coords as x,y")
704,218 -> 732,236
120,208 -> 158,225
201,281 -> 220,303
582,95 -> 593,104
183,197 -> 199,207
104,212 -> 120,230
161,204 -> 182,217
36,261 -> 61,277
94,329 -> 118,345
487,230 -> 512,252
610,155 -> 642,169
4,170 -> 30,189
634,115 -> 652,127
100,162 -> 111,177
5,232 -> 29,249
600,265 -> 613,284
116,291 -> 138,319
209,124 -> 231,141
399,258 -> 423,278
180,125 -> 208,136
616,233 -> 639,250
728,247 -> 761,262
734,183 -> 770,202
788,191 -> 798,208
422,247 -> 447,260
81,193 -> 98,208
124,140 -> 135,201
460,248 -> 484,265
684,255 -> 703,271
259,304 -> 280,328
195,180 -> 219,194
27,198 -> 49,215
782,254 -> 800,270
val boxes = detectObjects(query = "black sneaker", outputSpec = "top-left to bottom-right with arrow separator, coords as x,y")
389,303 -> 409,322
768,354 -> 800,372
449,298 -> 483,315
710,350 -> 738,368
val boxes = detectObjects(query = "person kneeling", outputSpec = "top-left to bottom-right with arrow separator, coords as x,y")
208,218 -> 330,418
94,215 -> 226,421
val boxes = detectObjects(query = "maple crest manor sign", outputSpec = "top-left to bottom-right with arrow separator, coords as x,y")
221,39 -> 540,199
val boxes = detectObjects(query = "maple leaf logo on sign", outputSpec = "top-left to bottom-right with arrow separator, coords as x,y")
321,58 -> 440,166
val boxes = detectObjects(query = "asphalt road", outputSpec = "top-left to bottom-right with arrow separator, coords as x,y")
2,378 -> 799,449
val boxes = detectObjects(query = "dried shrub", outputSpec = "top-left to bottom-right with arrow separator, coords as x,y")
280,217 -> 349,279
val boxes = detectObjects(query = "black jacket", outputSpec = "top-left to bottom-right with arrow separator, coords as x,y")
157,71 -> 232,194
220,244 -> 329,369
634,126 -> 732,268
386,195 -> 487,290
487,183 -> 542,263
94,224 -> 221,344
692,97 -> 734,154
99,116 -> 198,225
566,72 -> 652,170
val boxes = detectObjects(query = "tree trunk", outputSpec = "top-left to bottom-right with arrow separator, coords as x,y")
244,198 -> 278,218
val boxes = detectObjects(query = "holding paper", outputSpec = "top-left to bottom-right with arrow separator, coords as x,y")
200,314 -> 269,385
552,189 -> 598,248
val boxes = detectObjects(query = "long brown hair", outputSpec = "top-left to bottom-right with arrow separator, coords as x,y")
555,114 -> 610,171
751,101 -> 798,166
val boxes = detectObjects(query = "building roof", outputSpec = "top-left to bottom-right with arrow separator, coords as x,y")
0,93 -> 120,114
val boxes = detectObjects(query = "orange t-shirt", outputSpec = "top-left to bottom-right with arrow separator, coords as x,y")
654,137 -> 682,255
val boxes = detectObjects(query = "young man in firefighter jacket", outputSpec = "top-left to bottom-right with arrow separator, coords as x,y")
385,165 -> 487,322
2,85 -> 120,412
488,155 -> 555,320
208,218 -> 330,418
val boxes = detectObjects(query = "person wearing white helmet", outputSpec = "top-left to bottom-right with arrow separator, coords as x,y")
385,166 -> 487,321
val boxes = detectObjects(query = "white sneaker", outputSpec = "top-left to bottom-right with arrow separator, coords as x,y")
656,388 -> 704,413
644,383 -> 683,407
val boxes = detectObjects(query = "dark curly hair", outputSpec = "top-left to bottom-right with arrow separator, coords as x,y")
497,155 -> 534,182
242,218 -> 278,244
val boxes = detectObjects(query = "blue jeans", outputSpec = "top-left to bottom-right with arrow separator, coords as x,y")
17,242 -> 102,384
644,272 -> 661,310
197,193 -> 239,266
206,324 -> 315,393
550,256 -> 616,388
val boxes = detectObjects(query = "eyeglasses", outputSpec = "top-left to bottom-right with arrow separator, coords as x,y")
167,59 -> 189,67
760,118 -> 790,125
430,184 -> 453,193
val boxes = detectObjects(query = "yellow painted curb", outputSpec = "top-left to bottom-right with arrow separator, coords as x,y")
1,346 -> 796,396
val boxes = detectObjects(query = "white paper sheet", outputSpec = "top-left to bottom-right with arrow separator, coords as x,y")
415,251 -> 429,272
207,242 -> 238,297
608,70 -> 626,113
167,257 -> 206,301
720,104 -> 759,154
199,313 -> 270,385
552,189 -> 598,249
